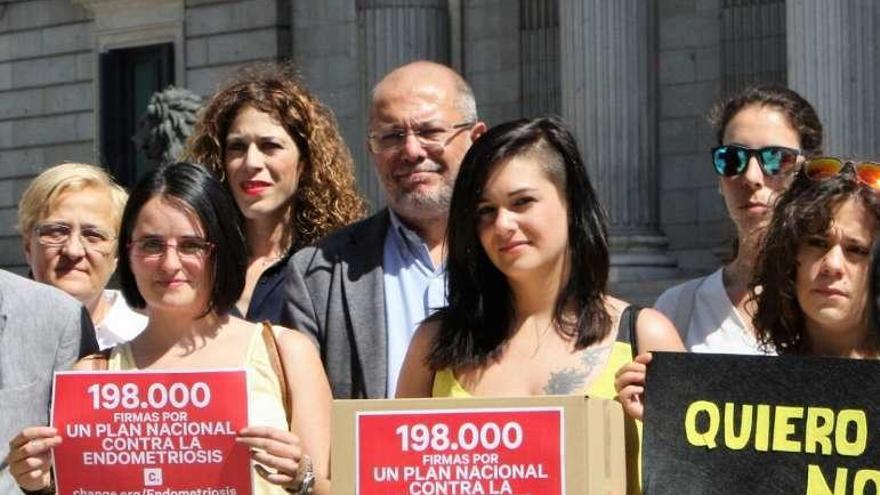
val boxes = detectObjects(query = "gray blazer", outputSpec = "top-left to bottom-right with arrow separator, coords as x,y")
282,210 -> 389,399
0,270 -> 97,494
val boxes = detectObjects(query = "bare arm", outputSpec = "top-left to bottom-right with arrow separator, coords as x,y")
279,328 -> 332,495
634,307 -> 685,354
395,321 -> 439,398
237,328 -> 332,495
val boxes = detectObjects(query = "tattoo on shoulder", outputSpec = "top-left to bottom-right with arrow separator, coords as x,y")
580,343 -> 609,369
543,368 -> 587,394
542,344 -> 611,395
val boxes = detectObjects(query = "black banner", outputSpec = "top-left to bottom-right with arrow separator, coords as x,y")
643,352 -> 880,495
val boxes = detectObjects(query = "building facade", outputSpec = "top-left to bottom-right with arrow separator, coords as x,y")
1,0 -> 878,300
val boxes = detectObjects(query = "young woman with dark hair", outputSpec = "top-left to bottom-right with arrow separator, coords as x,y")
618,158 -> 880,422
655,85 -> 823,354
396,117 -> 682,399
751,158 -> 880,356
7,163 -> 331,495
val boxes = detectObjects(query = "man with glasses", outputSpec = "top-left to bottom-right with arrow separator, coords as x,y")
282,61 -> 486,398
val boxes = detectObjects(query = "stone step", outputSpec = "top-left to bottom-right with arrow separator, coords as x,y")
609,277 -> 692,307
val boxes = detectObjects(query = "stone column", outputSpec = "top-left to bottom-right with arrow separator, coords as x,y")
559,0 -> 676,282
291,1 -> 362,194
359,0 -> 450,88
352,0 -> 450,206
787,0 -> 880,156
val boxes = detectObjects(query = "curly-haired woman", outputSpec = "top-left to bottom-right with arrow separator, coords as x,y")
751,158 -> 880,357
186,63 -> 365,323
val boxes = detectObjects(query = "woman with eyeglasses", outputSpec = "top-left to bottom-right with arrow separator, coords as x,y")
7,163 -> 331,495
186,62 -> 365,324
17,163 -> 147,349
654,85 -> 822,354
751,158 -> 880,357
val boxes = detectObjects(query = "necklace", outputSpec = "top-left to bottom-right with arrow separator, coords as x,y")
258,254 -> 286,269
250,250 -> 287,270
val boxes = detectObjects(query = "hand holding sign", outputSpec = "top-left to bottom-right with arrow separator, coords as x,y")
237,425 -> 309,489
614,352 -> 652,420
52,369 -> 252,495
6,426 -> 61,492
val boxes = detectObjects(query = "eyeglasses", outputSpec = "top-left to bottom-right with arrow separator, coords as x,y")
129,237 -> 214,261
803,157 -> 880,190
368,122 -> 476,154
33,222 -> 115,255
711,145 -> 801,177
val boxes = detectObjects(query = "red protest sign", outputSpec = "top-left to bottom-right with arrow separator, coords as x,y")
356,407 -> 563,495
52,369 -> 252,495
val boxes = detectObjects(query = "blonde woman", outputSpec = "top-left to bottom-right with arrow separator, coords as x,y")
18,163 -> 146,348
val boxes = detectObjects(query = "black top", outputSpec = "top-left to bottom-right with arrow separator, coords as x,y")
231,251 -> 293,325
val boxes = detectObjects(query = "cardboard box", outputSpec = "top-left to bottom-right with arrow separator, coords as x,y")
332,396 -> 631,494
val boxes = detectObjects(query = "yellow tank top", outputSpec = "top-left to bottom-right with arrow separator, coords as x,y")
430,309 -> 643,494
432,340 -> 633,399
108,324 -> 289,495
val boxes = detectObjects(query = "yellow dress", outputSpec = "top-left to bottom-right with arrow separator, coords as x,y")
108,324 -> 289,495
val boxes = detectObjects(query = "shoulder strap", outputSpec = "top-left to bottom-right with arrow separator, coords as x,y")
671,278 -> 702,343
626,305 -> 641,358
79,349 -> 111,370
261,322 -> 292,429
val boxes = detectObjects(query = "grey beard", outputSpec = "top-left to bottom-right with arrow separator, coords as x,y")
388,185 -> 452,222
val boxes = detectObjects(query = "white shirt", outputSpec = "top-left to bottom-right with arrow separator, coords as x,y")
654,268 -> 772,355
95,289 -> 148,350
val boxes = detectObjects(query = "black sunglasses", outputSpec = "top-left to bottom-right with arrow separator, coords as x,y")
711,145 -> 801,177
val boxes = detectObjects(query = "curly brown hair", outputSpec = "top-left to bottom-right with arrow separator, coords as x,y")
184,62 -> 365,250
751,169 -> 880,354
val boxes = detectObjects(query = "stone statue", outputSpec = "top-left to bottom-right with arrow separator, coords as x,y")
133,86 -> 204,165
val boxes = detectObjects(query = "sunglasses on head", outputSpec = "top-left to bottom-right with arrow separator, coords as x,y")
711,145 -> 801,177
803,157 -> 880,190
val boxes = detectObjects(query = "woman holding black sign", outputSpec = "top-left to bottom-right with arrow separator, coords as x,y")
7,163 -> 330,495
395,117 -> 683,399
654,85 -> 822,354
617,158 -> 880,422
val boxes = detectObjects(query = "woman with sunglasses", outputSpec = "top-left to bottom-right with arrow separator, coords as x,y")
752,157 -> 880,357
7,163 -> 331,495
654,85 -> 822,354
617,158 -> 880,424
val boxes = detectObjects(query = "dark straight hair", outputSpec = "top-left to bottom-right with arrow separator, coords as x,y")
428,116 -> 611,370
117,162 -> 247,316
